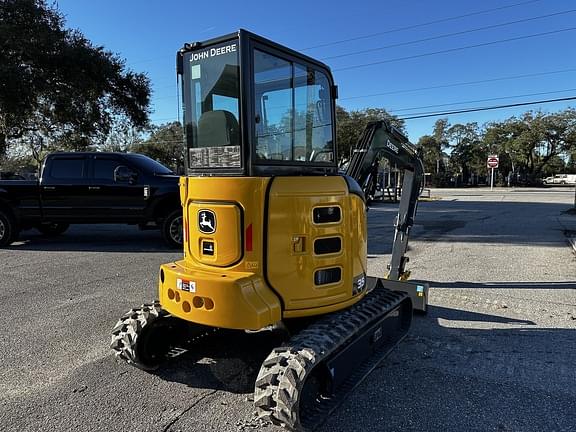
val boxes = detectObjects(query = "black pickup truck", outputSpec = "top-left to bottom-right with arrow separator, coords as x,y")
0,152 -> 182,247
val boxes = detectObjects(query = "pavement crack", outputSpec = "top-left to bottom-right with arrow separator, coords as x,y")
162,389 -> 218,432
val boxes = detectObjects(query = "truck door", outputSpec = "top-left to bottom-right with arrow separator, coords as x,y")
41,155 -> 92,220
89,155 -> 146,221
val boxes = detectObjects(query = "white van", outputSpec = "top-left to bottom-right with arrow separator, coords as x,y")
543,174 -> 576,185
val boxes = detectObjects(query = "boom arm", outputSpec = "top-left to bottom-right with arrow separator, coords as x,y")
345,120 -> 424,280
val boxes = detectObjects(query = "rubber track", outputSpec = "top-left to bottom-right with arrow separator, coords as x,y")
111,301 -> 165,367
254,287 -> 409,431
111,301 -> 216,369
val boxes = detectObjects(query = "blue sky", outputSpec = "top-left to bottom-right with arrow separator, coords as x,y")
57,0 -> 575,142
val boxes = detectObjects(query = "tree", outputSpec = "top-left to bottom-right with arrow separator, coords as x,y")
98,117 -> 145,153
132,122 -> 184,173
533,110 -> 576,175
568,148 -> 576,172
0,0 -> 150,159
416,135 -> 440,173
483,109 -> 576,181
336,106 -> 405,163
433,118 -> 450,149
417,119 -> 451,176
447,122 -> 487,185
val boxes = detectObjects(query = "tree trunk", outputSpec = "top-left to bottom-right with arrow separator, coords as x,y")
0,132 -> 7,159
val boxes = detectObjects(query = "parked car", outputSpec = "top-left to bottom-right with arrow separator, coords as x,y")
0,152 -> 182,247
542,174 -> 576,185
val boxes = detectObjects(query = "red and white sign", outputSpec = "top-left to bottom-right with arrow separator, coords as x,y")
487,155 -> 499,169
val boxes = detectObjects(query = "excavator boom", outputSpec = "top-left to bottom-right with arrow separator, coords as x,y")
346,120 -> 425,281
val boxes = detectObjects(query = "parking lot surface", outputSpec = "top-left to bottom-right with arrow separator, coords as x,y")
1,187 -> 575,432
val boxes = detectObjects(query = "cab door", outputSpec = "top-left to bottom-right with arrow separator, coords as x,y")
41,155 -> 92,220
88,155 -> 146,221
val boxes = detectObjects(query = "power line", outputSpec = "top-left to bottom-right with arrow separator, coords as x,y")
152,36 -> 576,102
301,0 -> 545,50
152,95 -> 178,102
151,87 -> 576,114
389,88 -> 576,114
322,9 -> 576,61
399,96 -> 576,120
339,68 -> 576,101
154,83 -> 177,90
130,1 -> 544,68
148,95 -> 576,135
150,66 -> 576,103
334,27 -> 576,72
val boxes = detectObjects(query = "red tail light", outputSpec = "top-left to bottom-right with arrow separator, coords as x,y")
246,223 -> 253,252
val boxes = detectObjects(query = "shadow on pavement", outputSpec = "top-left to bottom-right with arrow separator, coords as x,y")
117,299 -> 576,431
319,304 -> 575,432
5,200 -> 574,253
367,200 -> 575,255
6,225 -> 176,253
427,304 -> 536,325
416,280 -> 576,290
154,329 -> 284,395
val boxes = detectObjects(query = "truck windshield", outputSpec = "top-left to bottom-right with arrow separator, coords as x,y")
182,40 -> 241,169
128,154 -> 174,175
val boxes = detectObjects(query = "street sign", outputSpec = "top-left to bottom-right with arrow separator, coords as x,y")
487,155 -> 499,169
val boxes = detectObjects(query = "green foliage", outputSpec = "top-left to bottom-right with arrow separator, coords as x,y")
483,109 -> 576,181
446,122 -> 489,184
131,122 -> 184,173
416,136 -> 449,187
433,118 -> 450,149
416,135 -> 439,172
98,118 -> 145,153
416,120 -> 450,176
0,0 -> 151,158
336,106 -> 405,162
413,108 -> 576,186
0,151 -> 37,177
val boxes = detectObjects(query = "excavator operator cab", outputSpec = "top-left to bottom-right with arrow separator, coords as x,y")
177,29 -> 339,177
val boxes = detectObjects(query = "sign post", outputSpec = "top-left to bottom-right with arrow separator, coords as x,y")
487,155 -> 499,191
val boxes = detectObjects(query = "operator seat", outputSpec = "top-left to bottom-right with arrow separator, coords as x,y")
197,110 -> 240,147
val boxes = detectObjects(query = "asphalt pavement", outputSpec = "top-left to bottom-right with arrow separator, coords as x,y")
0,187 -> 574,432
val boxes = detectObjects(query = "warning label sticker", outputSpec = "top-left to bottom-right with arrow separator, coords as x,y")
189,145 -> 240,168
176,278 -> 196,293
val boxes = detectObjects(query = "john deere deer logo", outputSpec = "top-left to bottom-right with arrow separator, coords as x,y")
198,210 -> 216,234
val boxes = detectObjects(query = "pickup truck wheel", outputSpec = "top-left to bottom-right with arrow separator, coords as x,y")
0,211 -> 18,247
161,210 -> 183,248
37,222 -> 70,236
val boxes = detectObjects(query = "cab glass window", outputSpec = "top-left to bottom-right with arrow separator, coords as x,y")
254,50 -> 334,163
183,41 -> 241,169
49,158 -> 85,179
94,159 -> 123,181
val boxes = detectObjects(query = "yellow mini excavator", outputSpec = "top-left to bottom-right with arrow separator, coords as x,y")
111,29 -> 428,431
